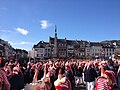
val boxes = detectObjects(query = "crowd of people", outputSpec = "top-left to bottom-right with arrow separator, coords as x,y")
0,57 -> 120,90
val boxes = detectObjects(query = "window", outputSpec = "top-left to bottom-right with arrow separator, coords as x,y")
37,54 -> 39,57
113,49 -> 114,52
95,49 -> 97,52
41,54 -> 43,57
48,49 -> 50,51
110,53 -> 111,56
45,53 -> 47,56
64,44 -> 66,46
59,43 -> 61,46
107,53 -> 108,55
107,49 -> 108,52
109,49 -> 111,52
83,53 -> 84,55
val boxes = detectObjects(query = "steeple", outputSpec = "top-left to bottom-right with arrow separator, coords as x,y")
55,25 -> 57,38
54,25 -> 58,58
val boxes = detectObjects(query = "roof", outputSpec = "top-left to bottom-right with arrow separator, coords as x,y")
90,42 -> 102,47
49,37 -> 66,44
58,39 -> 66,43
15,49 -> 28,53
67,40 -> 78,45
33,41 -> 49,48
102,44 -> 115,48
49,37 -> 89,47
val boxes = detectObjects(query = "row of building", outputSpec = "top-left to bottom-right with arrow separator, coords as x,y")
1,27 -> 120,60
29,27 -> 120,60
0,39 -> 28,60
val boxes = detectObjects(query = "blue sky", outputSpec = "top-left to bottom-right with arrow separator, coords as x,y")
0,0 -> 120,51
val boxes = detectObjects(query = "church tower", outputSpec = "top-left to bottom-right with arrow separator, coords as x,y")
54,25 -> 58,58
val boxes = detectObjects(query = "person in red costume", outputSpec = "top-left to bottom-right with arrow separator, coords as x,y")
95,67 -> 117,90
54,68 -> 71,90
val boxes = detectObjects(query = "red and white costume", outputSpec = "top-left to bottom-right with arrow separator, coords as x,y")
95,76 -> 109,90
54,77 -> 71,90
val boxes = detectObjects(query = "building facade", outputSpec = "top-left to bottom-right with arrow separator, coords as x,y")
90,42 -> 103,57
32,26 -> 120,59
0,39 -> 14,59
33,41 -> 51,59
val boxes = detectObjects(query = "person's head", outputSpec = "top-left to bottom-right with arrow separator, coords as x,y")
50,66 -> 56,74
103,70 -> 115,87
0,57 -> 2,63
31,65 -> 35,70
87,63 -> 92,69
55,62 -> 59,67
13,66 -> 20,74
61,63 -> 65,68
49,61 -> 53,67
5,68 -> 11,76
58,68 -> 63,79
65,62 -> 70,70
8,62 -> 13,68
58,68 -> 62,74
38,62 -> 42,68
4,62 -> 8,67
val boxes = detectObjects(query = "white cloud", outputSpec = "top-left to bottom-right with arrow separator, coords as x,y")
16,28 -> 28,35
8,42 -> 19,45
40,20 -> 53,29
8,41 -> 14,45
1,30 -> 11,33
20,42 -> 33,45
9,41 -> 33,45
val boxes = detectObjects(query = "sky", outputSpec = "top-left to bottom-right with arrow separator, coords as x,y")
0,0 -> 120,51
